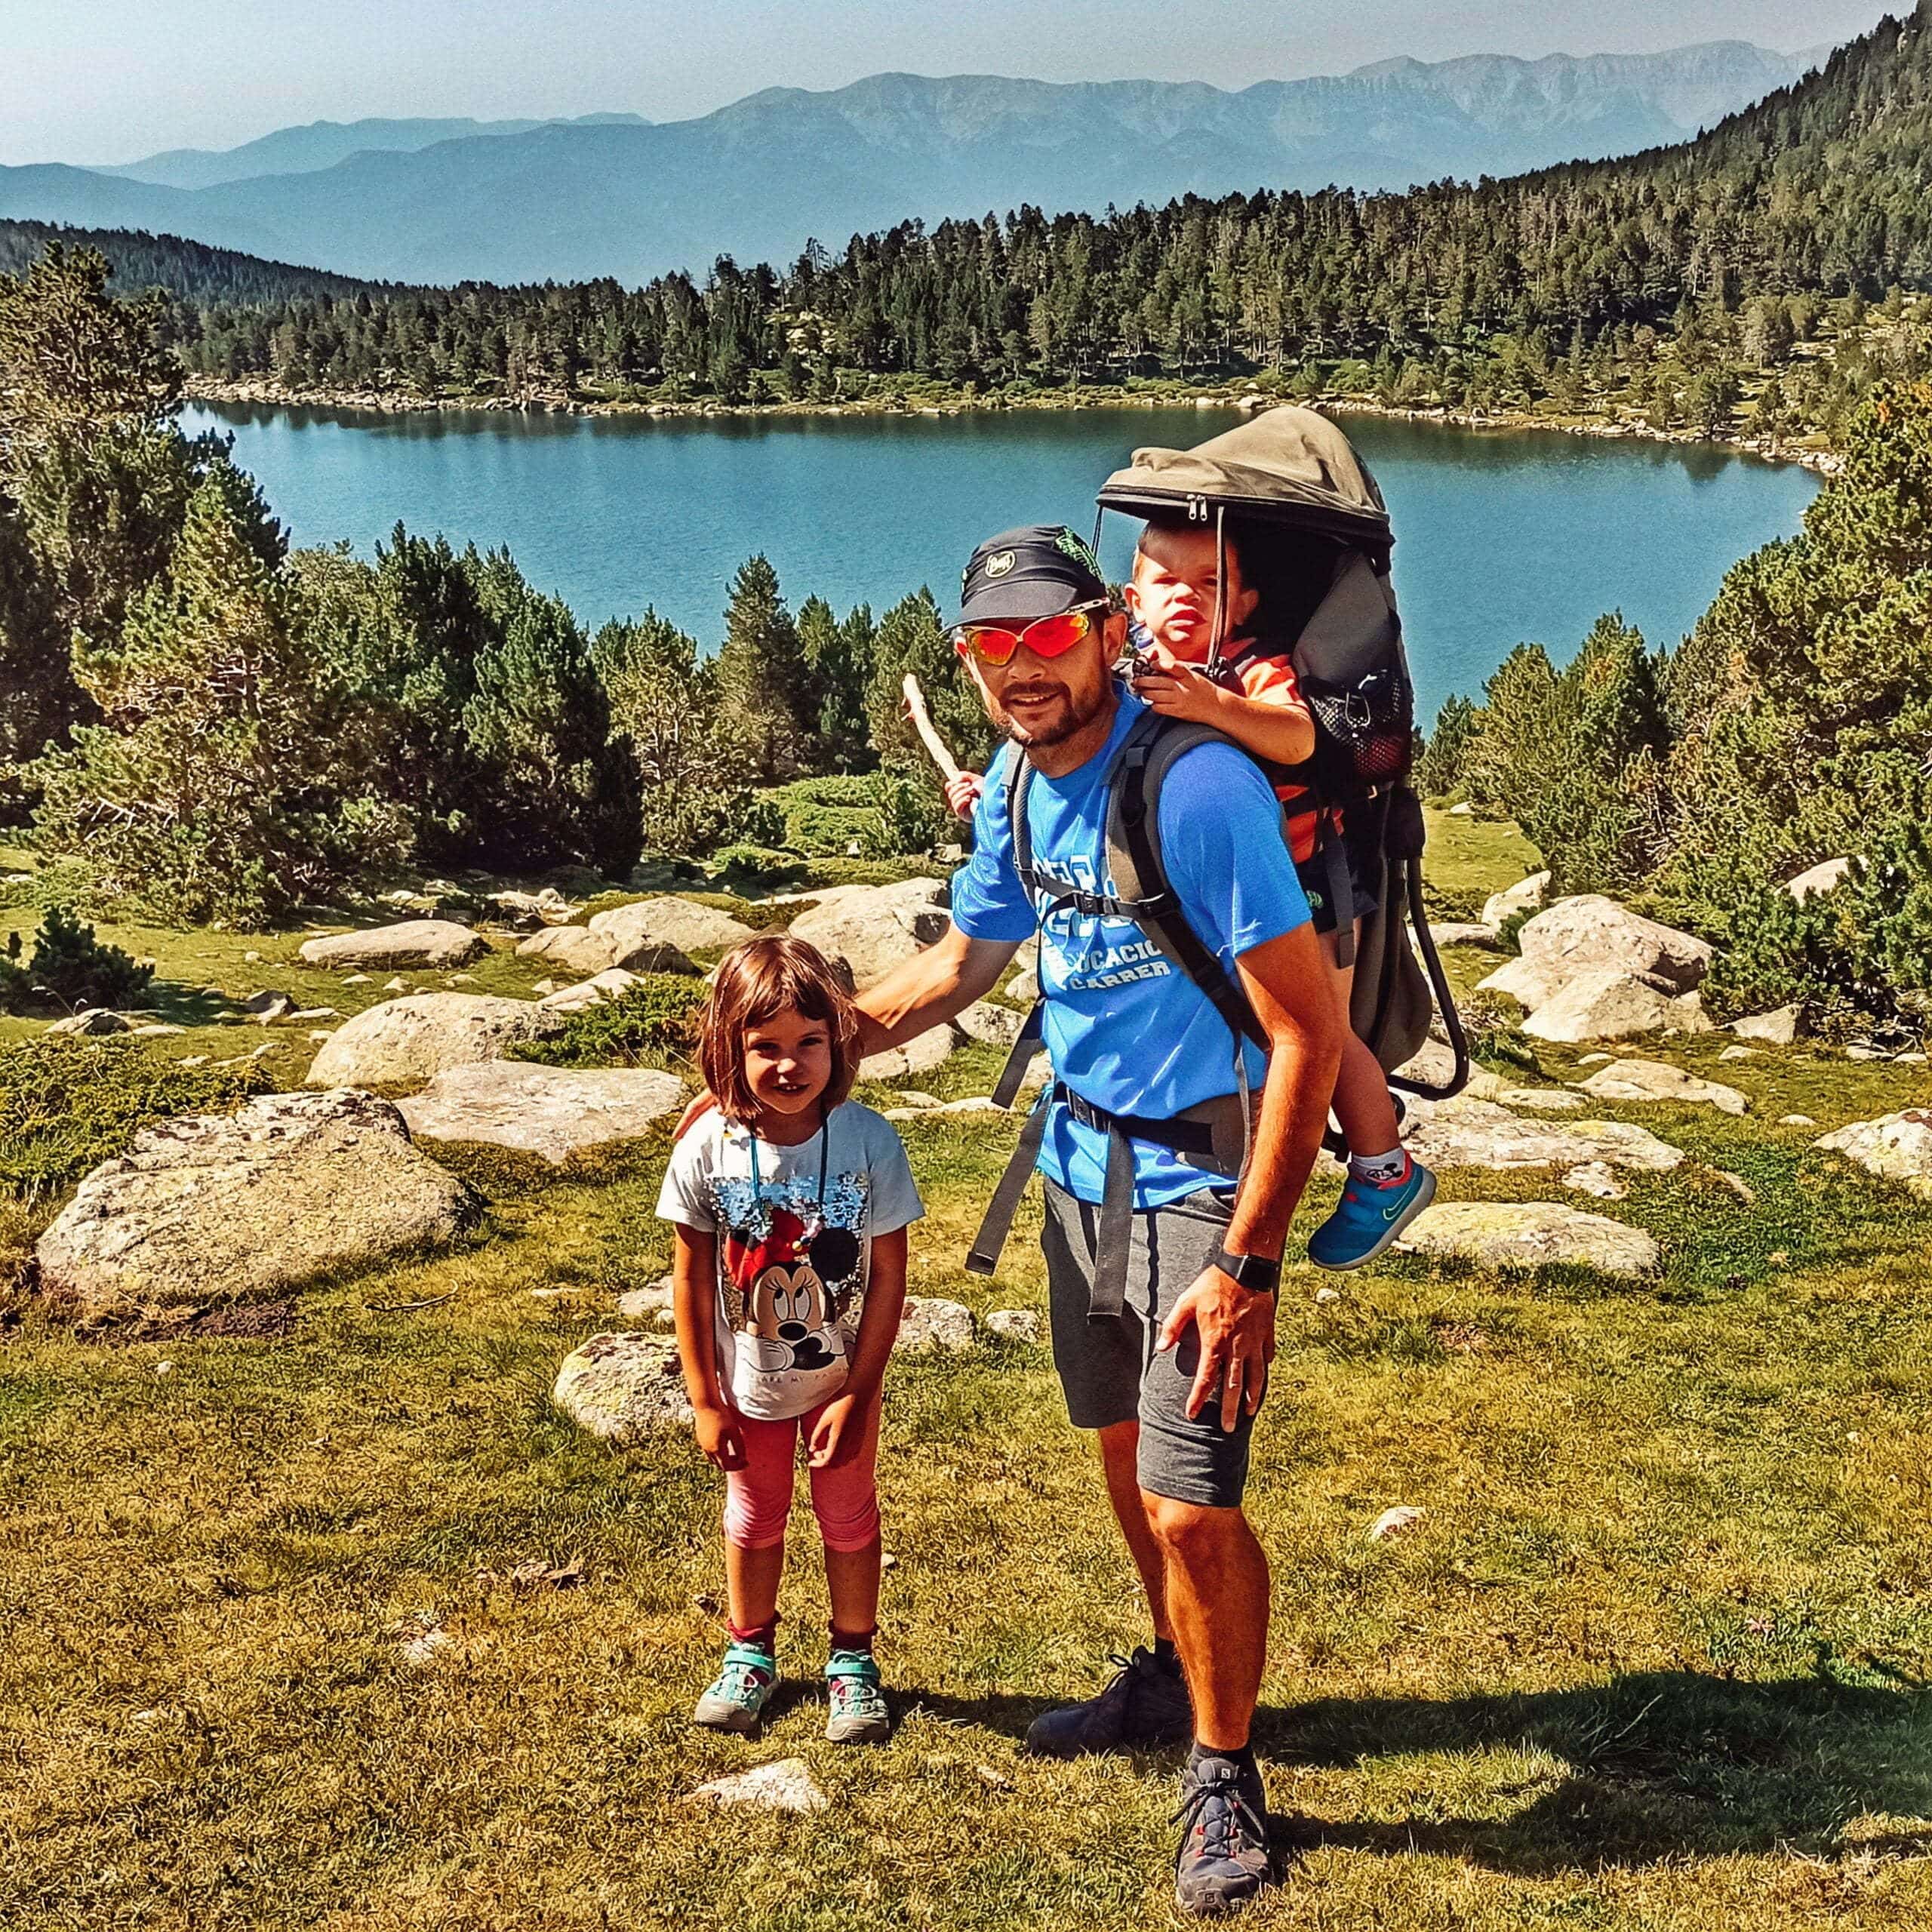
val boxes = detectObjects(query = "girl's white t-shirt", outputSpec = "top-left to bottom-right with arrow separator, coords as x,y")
655,1101 -> 924,1422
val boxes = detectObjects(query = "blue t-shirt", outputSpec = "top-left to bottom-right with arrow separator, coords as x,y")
950,688 -> 1312,1208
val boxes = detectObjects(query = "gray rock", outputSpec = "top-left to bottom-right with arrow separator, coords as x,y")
1718,1044 -> 1756,1062
1401,1095 -> 1684,1174
1561,1161 -> 1628,1199
242,988 -> 291,1017
552,1330 -> 694,1441
1005,965 -> 1041,1005
955,998 -> 1027,1048
34,1090 -> 479,1321
860,1025 -> 959,1083
1814,1110 -> 1932,1198
127,1023 -> 186,1038
1369,1505 -> 1426,1540
690,1758 -> 828,1814
1481,872 -> 1551,931
1575,1058 -> 1747,1115
515,924 -> 619,974
47,1008 -> 133,1036
536,968 -> 642,1014
617,1275 -> 675,1324
986,1308 -> 1043,1343
1396,1037 -> 1461,1089
1516,896 -> 1713,993
587,896 -> 756,958
1476,954 -> 1572,1014
398,1061 -> 683,1162
1732,1004 -> 1802,1044
1429,921 -> 1503,951
1399,1200 -> 1660,1277
789,878 -> 951,988
1521,970 -> 1712,1044
1780,1114 -> 1817,1128
298,919 -> 487,971
306,992 -> 564,1091
1494,1085 -> 1584,1112
1786,857 -> 1854,902
897,1296 -> 976,1354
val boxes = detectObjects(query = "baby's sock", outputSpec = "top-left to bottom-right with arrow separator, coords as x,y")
1349,1147 -> 1407,1185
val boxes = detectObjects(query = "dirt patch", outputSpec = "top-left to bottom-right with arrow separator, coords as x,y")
93,1299 -> 300,1346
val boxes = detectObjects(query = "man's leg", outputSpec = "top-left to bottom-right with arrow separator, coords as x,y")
1141,1495 -> 1268,1749
1099,1418 -> 1171,1641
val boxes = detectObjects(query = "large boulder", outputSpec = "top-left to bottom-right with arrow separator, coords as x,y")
1398,1201 -> 1660,1278
789,878 -> 951,988
536,968 -> 641,1014
859,1024 -> 960,1083
1515,897 -> 1713,994
306,992 -> 563,1090
1521,970 -> 1713,1044
1481,871 -> 1550,931
553,1331 -> 694,1440
955,999 -> 1027,1048
398,1061 -> 684,1162
298,919 -> 486,971
586,896 -> 756,958
1477,955 -> 1573,1014
1575,1058 -> 1748,1115
516,925 -> 618,974
1814,1110 -> 1932,1198
1400,1095 -> 1684,1174
34,1089 -> 479,1321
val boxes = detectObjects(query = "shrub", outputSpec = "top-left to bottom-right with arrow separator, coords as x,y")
509,974 -> 709,1070
0,905 -> 152,1015
0,1037 -> 269,1202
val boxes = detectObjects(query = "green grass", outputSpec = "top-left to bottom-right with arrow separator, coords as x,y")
6,818 -> 1932,1927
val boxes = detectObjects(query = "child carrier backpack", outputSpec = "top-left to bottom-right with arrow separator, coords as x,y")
967,408 -> 1469,1296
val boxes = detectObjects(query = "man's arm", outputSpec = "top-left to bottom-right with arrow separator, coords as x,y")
1156,920 -> 1346,1430
851,924 -> 1020,1057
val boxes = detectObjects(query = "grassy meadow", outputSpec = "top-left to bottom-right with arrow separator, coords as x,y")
3,819 -> 1931,1929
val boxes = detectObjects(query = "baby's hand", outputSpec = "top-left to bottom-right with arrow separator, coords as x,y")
945,771 -> 985,819
1134,657 -> 1223,725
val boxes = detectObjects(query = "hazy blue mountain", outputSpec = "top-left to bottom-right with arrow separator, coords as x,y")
0,43 -> 1814,285
94,114 -> 653,190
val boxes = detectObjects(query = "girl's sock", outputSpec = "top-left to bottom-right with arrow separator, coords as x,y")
728,1617 -> 778,1654
829,1624 -> 875,1654
1349,1147 -> 1407,1185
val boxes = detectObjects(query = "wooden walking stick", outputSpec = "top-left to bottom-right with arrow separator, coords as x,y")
900,672 -> 962,784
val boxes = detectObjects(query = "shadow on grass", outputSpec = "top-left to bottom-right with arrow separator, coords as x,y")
1259,1667 -> 1932,1872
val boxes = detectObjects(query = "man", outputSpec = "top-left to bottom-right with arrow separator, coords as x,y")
854,525 -> 1343,1915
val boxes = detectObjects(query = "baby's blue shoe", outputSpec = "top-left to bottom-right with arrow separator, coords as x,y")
1308,1156 -> 1436,1272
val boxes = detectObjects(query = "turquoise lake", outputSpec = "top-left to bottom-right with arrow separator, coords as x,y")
180,402 -> 1820,719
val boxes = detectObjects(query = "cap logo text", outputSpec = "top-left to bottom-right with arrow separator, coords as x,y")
985,550 -> 1016,580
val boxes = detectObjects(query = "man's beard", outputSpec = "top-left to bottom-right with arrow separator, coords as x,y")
992,673 -> 1108,749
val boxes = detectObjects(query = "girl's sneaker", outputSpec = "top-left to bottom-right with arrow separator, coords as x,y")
824,1647 -> 891,1744
693,1639 -> 777,1733
1308,1155 -> 1437,1272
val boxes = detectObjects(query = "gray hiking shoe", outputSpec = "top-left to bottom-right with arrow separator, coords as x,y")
1174,1753 -> 1274,1916
692,1638 -> 777,1733
824,1646 -> 891,1744
1023,1647 -> 1192,1758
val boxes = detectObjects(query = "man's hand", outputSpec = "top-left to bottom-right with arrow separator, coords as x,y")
1134,657 -> 1225,727
807,1388 -> 872,1469
944,771 -> 985,818
1156,1267 -> 1277,1433
692,1403 -> 747,1471
673,1091 -> 718,1140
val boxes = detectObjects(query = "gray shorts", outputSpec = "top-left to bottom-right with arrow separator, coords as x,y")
1041,1179 -> 1259,1510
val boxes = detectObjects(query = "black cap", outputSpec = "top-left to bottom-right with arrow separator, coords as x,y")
955,524 -> 1108,629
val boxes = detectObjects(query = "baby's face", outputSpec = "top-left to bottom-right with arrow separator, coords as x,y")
1124,525 -> 1259,663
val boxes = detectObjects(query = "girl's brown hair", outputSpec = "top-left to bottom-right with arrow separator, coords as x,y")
697,934 -> 860,1125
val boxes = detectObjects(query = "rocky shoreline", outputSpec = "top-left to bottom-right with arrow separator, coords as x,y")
180,377 -> 1840,474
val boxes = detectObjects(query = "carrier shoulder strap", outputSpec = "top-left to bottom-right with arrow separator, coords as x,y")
1104,714 -> 1269,1051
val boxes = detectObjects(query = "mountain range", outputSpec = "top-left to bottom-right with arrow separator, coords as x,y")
0,42 -> 1829,286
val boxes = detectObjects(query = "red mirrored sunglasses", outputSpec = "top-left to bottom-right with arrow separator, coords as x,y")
952,601 -> 1106,667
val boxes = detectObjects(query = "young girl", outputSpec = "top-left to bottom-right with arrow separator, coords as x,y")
656,934 -> 923,1743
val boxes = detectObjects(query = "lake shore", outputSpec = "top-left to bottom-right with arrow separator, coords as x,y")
182,374 -> 1841,475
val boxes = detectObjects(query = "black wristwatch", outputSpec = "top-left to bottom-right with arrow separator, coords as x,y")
1211,1248 -> 1280,1294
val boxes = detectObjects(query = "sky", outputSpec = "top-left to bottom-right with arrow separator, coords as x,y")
1,0 -> 1897,167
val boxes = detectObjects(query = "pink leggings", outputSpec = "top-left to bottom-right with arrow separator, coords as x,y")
722,1398 -> 881,1555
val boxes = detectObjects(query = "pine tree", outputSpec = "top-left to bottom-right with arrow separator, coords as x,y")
715,555 -> 811,781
